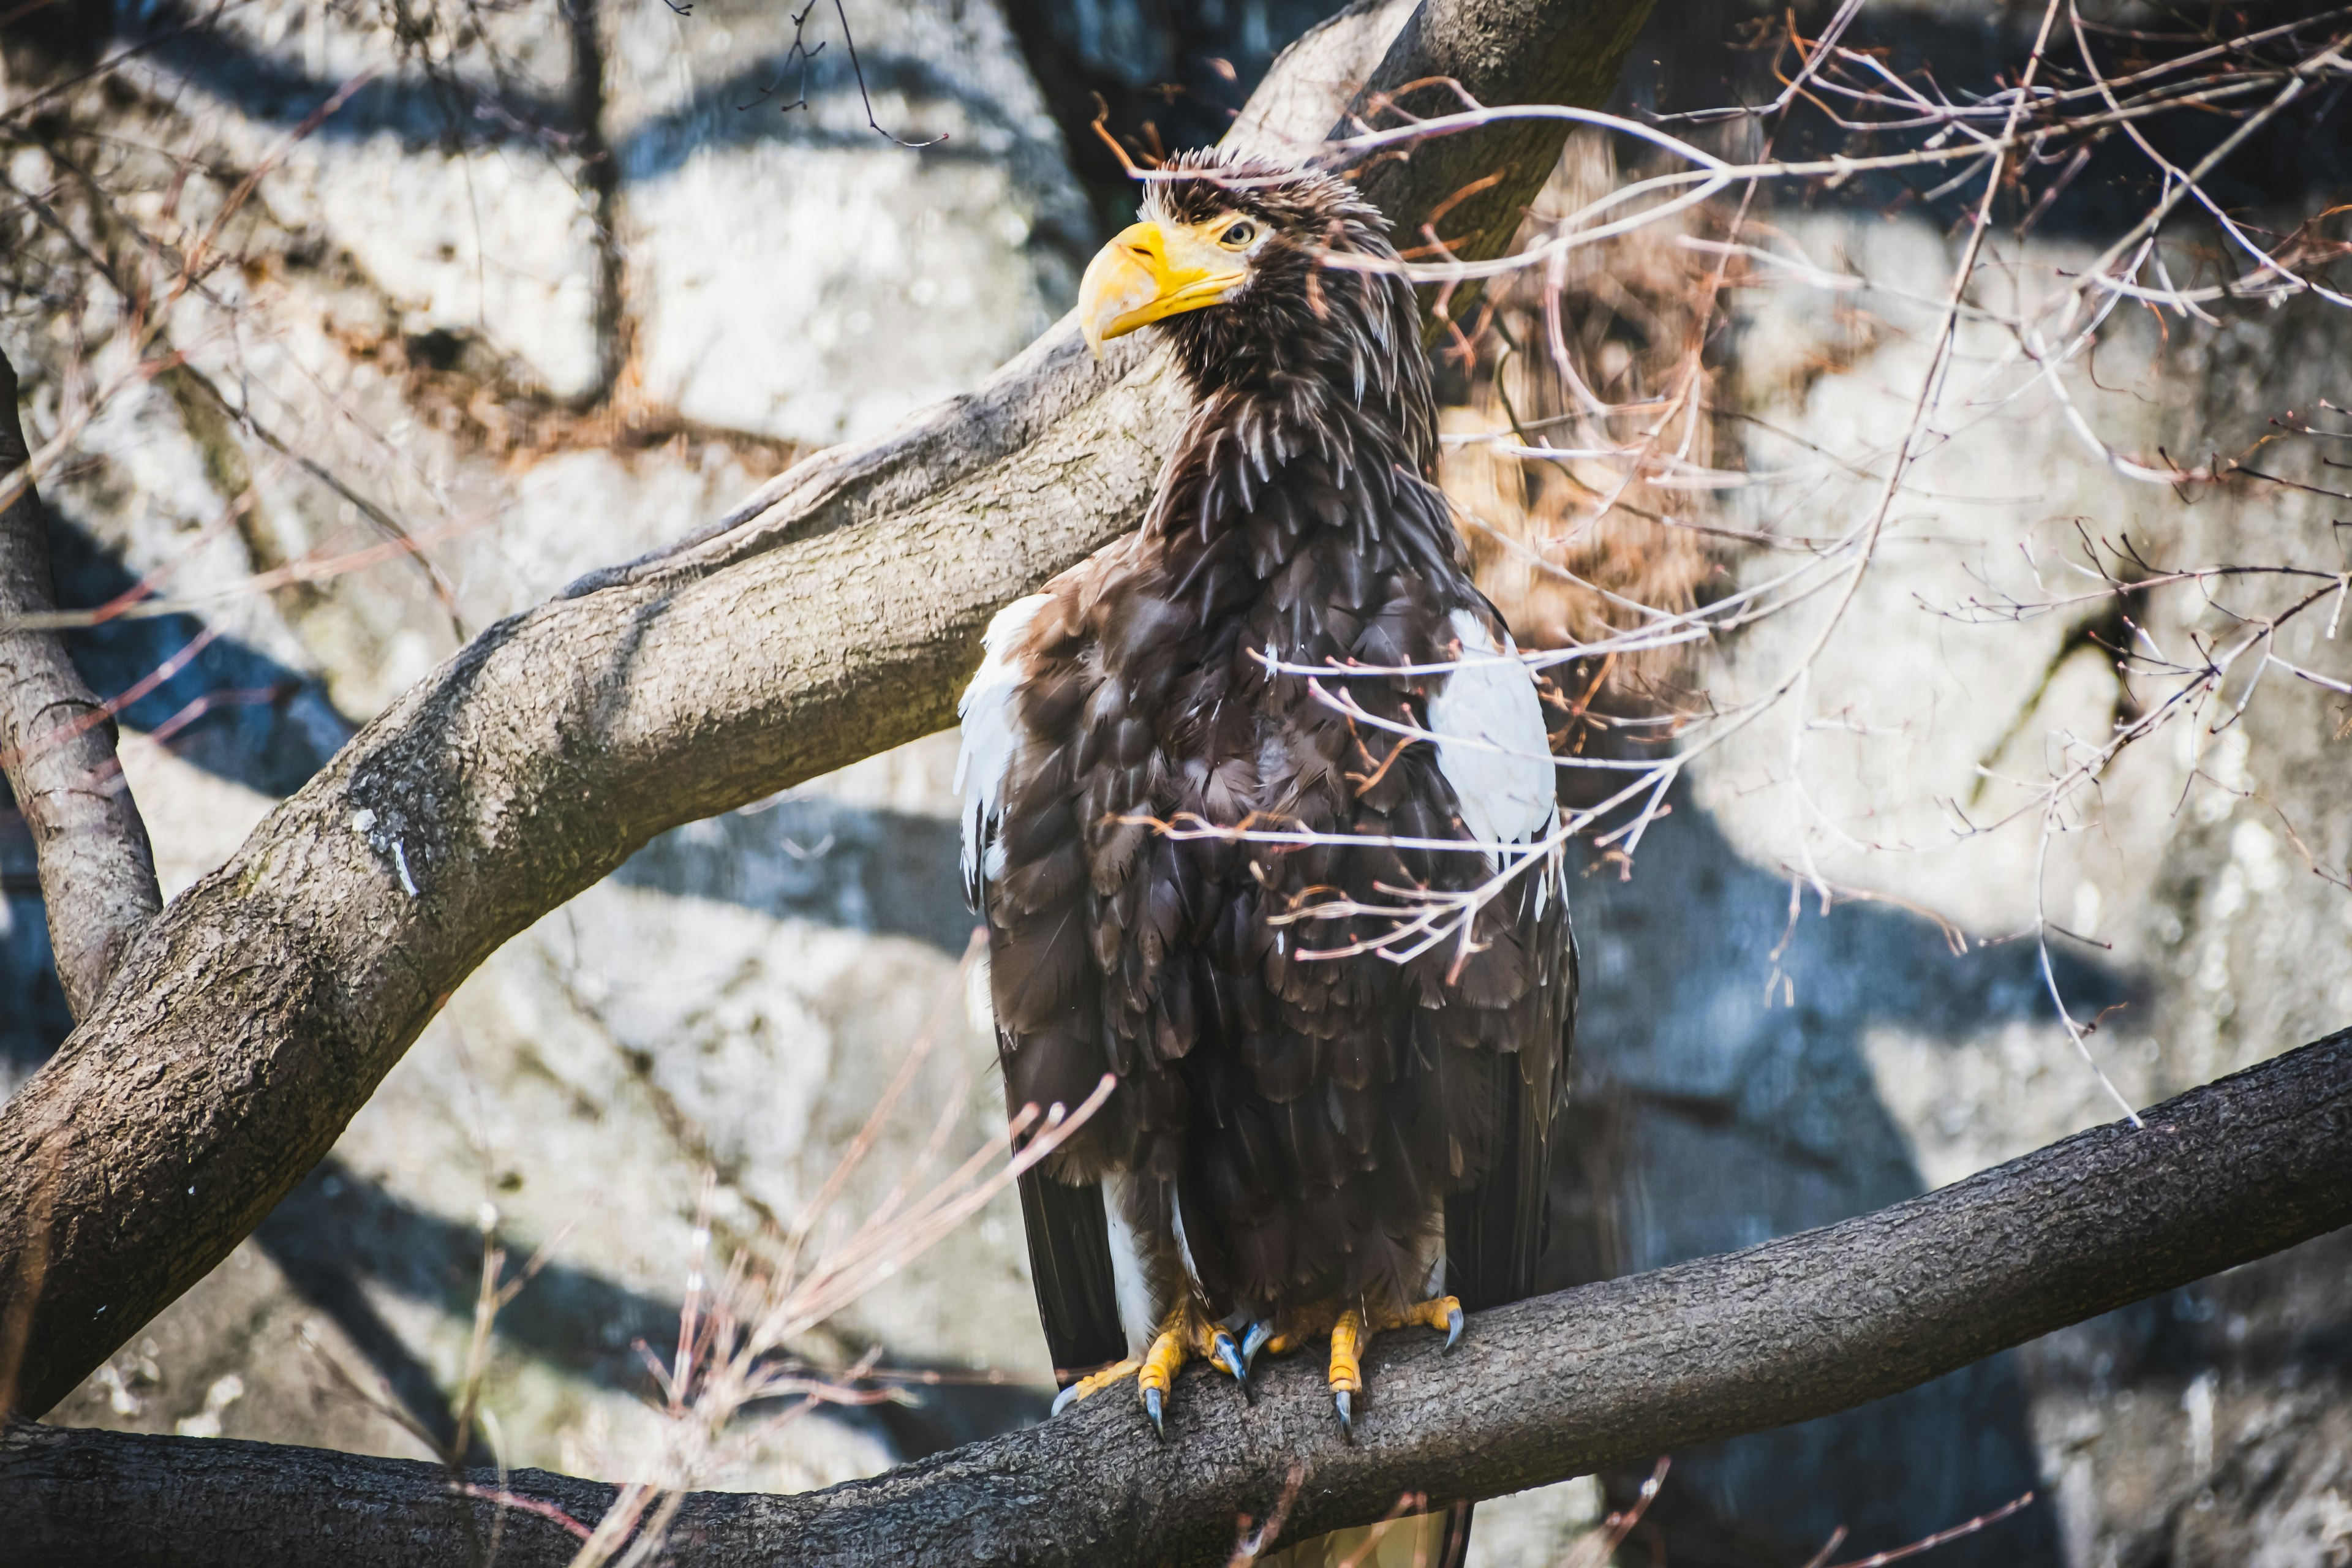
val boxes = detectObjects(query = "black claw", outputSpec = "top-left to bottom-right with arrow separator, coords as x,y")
1334,1389 -> 1354,1442
1240,1320 -> 1273,1373
1212,1332 -> 1250,1393
1444,1305 -> 1463,1351
1144,1385 -> 1165,1441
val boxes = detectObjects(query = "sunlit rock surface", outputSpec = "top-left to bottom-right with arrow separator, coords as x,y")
608,0 -> 1091,442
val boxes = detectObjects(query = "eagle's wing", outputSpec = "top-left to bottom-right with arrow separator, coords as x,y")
1423,608 -> 1576,1311
958,594 -> 1133,1384
1012,1148 -> 1129,1384
1442,878 -> 1575,1308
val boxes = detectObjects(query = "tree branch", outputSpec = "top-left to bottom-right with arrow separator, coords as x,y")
0,0 -> 1660,1420
0,347 -> 162,1020
7,1031 -> 2348,1567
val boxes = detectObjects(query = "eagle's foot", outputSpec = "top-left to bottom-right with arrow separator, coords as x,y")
1049,1357 -> 1140,1417
1136,1296 -> 1246,1440
1251,1294 -> 1463,1441
1390,1292 -> 1465,1350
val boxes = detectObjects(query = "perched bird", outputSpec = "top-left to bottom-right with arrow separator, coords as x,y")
957,149 -> 1575,1553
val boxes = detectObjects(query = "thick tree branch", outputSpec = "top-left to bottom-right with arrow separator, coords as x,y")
8,1032 -> 2349,1567
0,348 -> 162,1020
0,0 -> 1660,1419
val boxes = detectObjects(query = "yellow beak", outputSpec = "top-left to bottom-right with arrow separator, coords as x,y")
1077,219 -> 1248,358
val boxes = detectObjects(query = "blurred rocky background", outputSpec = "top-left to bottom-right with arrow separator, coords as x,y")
4,2 -> 2349,1565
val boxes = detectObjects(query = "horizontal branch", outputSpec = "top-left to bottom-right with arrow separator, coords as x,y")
0,0 -> 1662,1418
0,347 -> 162,1022
8,1031 -> 2348,1567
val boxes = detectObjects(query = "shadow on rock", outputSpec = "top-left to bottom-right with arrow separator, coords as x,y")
614,796 -> 976,955
1546,791 -> 2133,1566
257,1159 -> 1048,1465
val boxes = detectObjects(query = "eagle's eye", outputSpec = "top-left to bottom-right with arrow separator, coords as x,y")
1216,220 -> 1258,249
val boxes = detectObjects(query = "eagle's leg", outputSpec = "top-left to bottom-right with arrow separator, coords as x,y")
1136,1295 -> 1247,1439
1047,1357 -> 1141,1417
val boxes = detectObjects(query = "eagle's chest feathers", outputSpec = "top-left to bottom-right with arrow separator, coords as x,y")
960,390 -> 1561,1314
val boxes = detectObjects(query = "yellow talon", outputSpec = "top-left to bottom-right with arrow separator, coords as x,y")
1137,1323 -> 1188,1398
1328,1308 -> 1365,1395
1328,1308 -> 1364,1439
1392,1293 -> 1461,1338
1260,1292 -> 1463,1441
1132,1298 -> 1245,1439
1049,1356 -> 1140,1415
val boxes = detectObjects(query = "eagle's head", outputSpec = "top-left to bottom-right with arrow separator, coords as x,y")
1077,151 -> 1424,416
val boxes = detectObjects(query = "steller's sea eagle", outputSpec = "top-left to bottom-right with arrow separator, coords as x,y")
957,149 -> 1576,1558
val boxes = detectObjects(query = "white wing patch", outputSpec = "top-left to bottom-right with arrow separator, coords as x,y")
1425,608 -> 1556,859
955,594 -> 1049,904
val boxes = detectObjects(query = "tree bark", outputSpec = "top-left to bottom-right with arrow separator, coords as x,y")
8,1031 -> 2349,1567
0,347 -> 162,1021
0,0 -> 1659,1420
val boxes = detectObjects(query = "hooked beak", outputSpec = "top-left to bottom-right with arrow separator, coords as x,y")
1077,219 -> 1248,359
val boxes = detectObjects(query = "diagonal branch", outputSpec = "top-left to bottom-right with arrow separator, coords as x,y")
0,0 -> 1663,1419
0,348 -> 162,1020
6,1031 -> 2348,1566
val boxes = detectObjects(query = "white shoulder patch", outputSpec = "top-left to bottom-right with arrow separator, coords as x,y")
955,594 -> 1049,904
1425,608 -> 1556,856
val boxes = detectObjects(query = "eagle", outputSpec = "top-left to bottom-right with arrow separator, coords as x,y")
957,150 -> 1575,1550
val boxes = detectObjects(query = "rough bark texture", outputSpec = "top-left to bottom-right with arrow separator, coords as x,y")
0,349 -> 162,1020
0,0 -> 1661,1420
7,1031 -> 2348,1567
